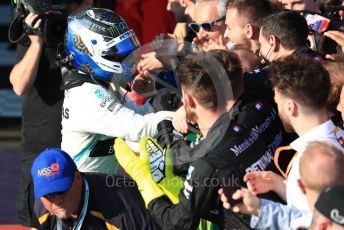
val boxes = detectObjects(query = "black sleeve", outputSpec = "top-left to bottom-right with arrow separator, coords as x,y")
148,159 -> 220,230
121,205 -> 161,230
151,92 -> 181,112
243,69 -> 274,105
155,120 -> 176,149
155,120 -> 194,175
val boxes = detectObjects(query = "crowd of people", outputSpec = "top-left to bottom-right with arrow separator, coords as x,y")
8,0 -> 344,229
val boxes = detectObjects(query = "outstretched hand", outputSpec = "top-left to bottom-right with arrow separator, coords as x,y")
243,171 -> 280,195
137,52 -> 163,72
219,187 -> 261,216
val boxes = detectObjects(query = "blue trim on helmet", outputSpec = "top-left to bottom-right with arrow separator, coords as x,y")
65,27 -> 114,81
112,36 -> 139,55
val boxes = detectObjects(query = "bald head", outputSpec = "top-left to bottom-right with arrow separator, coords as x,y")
300,141 -> 344,193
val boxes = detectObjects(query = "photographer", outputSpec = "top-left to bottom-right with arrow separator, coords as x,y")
8,0 -> 92,228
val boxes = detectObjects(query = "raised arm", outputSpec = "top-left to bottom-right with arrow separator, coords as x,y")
10,12 -> 43,96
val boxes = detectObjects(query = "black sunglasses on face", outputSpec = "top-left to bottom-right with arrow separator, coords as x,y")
188,16 -> 226,33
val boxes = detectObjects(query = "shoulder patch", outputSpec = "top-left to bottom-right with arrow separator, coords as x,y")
231,122 -> 241,133
255,101 -> 264,111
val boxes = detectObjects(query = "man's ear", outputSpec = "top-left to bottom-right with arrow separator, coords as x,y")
318,218 -> 331,230
297,179 -> 306,195
269,34 -> 279,52
285,98 -> 298,117
244,23 -> 254,39
185,93 -> 196,109
245,23 -> 261,40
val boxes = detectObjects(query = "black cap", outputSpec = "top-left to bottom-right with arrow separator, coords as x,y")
315,185 -> 344,226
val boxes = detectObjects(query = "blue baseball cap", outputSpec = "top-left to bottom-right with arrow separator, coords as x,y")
31,148 -> 77,200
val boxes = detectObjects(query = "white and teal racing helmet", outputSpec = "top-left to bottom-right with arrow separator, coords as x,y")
64,8 -> 140,81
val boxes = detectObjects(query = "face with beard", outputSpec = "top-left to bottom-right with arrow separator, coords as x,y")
274,89 -> 295,133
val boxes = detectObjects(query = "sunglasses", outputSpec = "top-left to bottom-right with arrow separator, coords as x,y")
188,16 -> 226,33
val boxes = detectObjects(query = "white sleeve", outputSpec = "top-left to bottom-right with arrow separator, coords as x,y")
119,88 -> 155,115
123,96 -> 155,115
65,84 -> 174,142
250,199 -> 310,230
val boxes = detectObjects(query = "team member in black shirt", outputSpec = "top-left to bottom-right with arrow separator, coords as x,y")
115,50 -> 283,229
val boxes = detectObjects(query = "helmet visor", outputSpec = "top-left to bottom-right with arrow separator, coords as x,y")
102,31 -> 140,62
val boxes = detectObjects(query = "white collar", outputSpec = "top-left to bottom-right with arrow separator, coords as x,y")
290,212 -> 313,230
290,120 -> 337,153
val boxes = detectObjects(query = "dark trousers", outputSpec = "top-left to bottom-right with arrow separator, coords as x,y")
16,151 -> 40,228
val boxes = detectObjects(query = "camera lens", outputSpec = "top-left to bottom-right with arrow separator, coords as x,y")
49,17 -> 67,37
44,14 -> 67,47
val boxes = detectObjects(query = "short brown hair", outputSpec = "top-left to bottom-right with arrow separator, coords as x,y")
260,10 -> 309,50
177,50 -> 242,111
269,54 -> 331,110
226,0 -> 273,27
323,61 -> 344,113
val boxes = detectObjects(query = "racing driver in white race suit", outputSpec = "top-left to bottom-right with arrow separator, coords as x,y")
59,7 -> 174,174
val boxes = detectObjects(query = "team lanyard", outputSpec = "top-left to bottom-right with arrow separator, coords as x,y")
274,126 -> 344,178
57,177 -> 89,230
